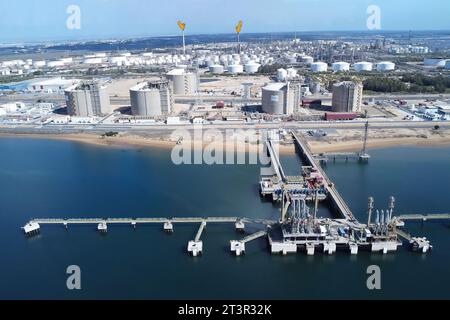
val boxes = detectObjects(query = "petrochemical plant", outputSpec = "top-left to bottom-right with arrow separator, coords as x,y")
0,19 -> 448,261
2,22 -> 450,126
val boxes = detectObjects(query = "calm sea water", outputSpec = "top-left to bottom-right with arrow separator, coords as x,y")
0,137 -> 450,300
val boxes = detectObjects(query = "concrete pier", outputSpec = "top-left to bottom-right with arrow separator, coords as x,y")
22,222 -> 40,235
97,222 -> 107,233
163,221 -> 173,233
230,241 -> 245,256
235,220 -> 245,232
187,221 -> 207,257
230,230 -> 267,256
187,241 -> 203,257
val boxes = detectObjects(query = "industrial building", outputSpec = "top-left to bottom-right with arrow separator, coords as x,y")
65,81 -> 110,117
262,80 -> 302,115
130,79 -> 173,116
166,68 -> 198,95
331,81 -> 363,113
28,77 -> 79,94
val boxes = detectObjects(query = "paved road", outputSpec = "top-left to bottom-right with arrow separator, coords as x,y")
1,120 -> 449,137
1,93 -> 449,106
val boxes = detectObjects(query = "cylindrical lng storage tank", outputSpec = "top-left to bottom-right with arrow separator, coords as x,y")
300,56 -> 314,65
446,60 -> 450,70
244,62 -> 261,74
354,62 -> 373,72
209,65 -> 225,74
311,62 -> 328,72
130,80 -> 173,116
262,83 -> 286,114
228,64 -> 244,74
376,61 -> 396,72
332,62 -> 350,72
287,68 -> 298,78
166,69 -> 198,95
277,68 -> 288,82
33,60 -> 46,68
424,58 -> 448,67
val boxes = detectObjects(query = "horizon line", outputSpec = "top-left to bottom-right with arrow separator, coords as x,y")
2,29 -> 450,46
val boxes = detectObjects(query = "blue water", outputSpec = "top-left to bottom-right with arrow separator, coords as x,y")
0,80 -> 32,91
0,138 -> 450,299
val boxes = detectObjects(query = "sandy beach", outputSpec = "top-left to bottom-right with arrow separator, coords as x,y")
2,127 -> 450,155
308,128 -> 450,153
0,132 -> 296,154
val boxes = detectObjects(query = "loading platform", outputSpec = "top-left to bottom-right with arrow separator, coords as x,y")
291,132 -> 358,223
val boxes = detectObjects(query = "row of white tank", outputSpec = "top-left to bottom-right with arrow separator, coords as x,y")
208,61 -> 261,74
277,68 -> 299,81
309,61 -> 396,72
0,58 -> 72,69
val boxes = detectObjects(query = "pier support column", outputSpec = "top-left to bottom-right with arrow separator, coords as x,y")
235,220 -> 245,233
323,242 -> 336,255
23,222 -> 40,236
188,241 -> 203,257
97,222 -> 107,233
230,241 -> 245,256
349,243 -> 359,255
306,243 -> 315,256
164,221 -> 174,233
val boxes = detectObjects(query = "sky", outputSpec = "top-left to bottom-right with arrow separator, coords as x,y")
0,0 -> 449,43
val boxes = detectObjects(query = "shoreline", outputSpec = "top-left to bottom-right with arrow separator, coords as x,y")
1,132 -> 450,154
0,132 -> 297,154
308,136 -> 450,153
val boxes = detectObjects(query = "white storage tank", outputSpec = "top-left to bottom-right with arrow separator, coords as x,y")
130,80 -> 173,116
167,68 -> 198,95
244,62 -> 261,74
424,58 -> 448,67
287,68 -> 298,78
228,64 -> 244,74
354,62 -> 373,72
377,61 -> 396,72
300,56 -> 314,65
83,57 -> 103,65
277,68 -> 288,82
262,83 -> 286,114
332,62 -> 350,72
311,62 -> 328,73
33,60 -> 46,68
209,65 -> 225,74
